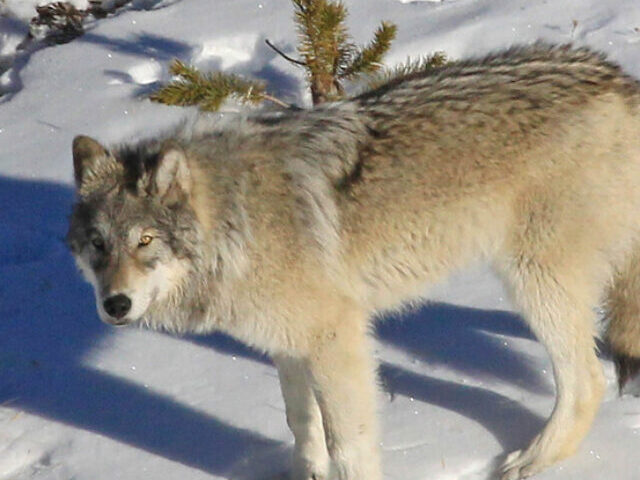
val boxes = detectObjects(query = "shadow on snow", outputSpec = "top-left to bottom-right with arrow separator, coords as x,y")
99,33 -> 302,105
376,303 -> 551,396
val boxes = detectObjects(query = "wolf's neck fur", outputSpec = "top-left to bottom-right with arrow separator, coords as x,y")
142,151 -> 252,334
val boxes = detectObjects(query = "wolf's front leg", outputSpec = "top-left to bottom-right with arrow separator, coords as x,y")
307,306 -> 381,480
274,355 -> 330,480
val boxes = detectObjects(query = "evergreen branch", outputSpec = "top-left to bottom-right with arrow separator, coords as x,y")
339,21 -> 397,79
265,39 -> 307,67
317,1 -> 349,75
293,0 -> 324,73
150,59 -> 268,111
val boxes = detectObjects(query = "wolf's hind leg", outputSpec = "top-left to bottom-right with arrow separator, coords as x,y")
274,355 -> 330,480
499,260 -> 605,480
605,246 -> 640,392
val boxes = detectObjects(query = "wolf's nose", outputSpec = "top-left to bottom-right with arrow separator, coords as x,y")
103,294 -> 132,319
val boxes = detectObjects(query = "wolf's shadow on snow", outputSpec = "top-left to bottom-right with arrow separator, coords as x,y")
0,175 -> 544,476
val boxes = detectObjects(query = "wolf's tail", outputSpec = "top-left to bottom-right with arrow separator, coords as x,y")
605,247 -> 640,393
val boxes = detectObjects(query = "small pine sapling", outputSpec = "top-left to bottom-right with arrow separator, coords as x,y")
151,0 -> 446,111
285,0 -> 397,104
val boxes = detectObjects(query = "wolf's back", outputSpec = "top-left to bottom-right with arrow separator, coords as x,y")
355,43 -> 640,125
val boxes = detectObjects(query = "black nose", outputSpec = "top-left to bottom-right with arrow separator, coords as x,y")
103,294 -> 132,319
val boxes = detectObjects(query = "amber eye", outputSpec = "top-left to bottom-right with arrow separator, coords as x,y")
139,234 -> 153,247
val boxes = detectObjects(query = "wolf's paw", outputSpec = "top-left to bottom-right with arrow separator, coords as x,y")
500,447 -> 552,480
290,450 -> 330,480
290,466 -> 328,480
288,472 -> 326,480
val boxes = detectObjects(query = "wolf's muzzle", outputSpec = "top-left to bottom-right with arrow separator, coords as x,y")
103,294 -> 132,322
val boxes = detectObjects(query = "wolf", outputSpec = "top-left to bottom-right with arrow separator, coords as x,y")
67,43 -> 640,480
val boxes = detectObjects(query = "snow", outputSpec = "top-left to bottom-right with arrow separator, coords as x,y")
1,0 -> 640,479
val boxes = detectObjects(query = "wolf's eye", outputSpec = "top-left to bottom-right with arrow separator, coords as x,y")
139,234 -> 153,247
90,235 -> 104,250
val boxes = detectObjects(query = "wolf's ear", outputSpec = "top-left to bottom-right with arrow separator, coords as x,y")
149,143 -> 192,202
72,135 -> 113,190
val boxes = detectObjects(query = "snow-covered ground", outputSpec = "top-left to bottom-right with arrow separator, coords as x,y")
1,0 -> 640,479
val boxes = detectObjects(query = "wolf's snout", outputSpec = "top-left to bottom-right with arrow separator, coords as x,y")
103,294 -> 132,319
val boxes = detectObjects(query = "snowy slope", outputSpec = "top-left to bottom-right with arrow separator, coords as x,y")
1,0 -> 640,479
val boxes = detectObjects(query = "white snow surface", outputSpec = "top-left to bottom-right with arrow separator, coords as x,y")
1,0 -> 640,479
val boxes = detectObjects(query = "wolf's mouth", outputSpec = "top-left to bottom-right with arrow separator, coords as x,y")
104,317 -> 132,327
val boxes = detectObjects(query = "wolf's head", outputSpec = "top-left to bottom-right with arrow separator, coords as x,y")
67,135 -> 204,327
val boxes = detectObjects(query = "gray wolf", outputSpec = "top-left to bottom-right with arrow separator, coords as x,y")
67,43 -> 640,480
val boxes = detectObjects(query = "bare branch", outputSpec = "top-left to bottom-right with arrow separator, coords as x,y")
265,39 -> 307,67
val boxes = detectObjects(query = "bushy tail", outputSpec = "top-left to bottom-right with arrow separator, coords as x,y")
605,248 -> 640,393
